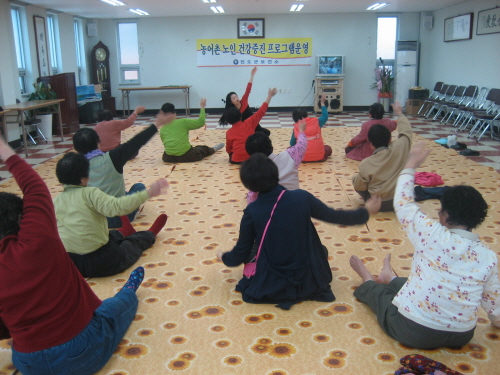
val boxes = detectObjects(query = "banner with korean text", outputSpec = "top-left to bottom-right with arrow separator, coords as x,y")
197,38 -> 313,67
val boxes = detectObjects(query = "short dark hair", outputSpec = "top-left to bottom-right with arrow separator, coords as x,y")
98,109 -> 113,122
240,153 -> 279,193
292,108 -> 308,123
440,185 -> 488,230
0,192 -> 23,239
367,124 -> 391,148
225,107 -> 242,125
56,152 -> 90,186
245,132 -> 273,156
369,103 -> 385,119
73,128 -> 100,154
161,103 -> 175,114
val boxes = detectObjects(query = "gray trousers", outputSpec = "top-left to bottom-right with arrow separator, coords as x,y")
354,277 -> 475,349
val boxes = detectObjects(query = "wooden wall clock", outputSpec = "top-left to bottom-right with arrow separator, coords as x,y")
91,41 -> 111,98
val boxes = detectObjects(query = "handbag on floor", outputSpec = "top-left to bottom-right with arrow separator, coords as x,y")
243,190 -> 285,279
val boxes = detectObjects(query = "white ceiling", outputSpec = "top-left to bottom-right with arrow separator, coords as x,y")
19,0 -> 469,19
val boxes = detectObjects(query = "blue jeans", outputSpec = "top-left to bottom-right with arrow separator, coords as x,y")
107,183 -> 146,228
12,288 -> 138,375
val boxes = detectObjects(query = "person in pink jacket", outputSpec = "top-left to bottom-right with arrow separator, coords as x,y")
345,102 -> 397,161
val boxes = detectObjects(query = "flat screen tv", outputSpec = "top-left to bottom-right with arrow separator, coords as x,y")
317,55 -> 345,76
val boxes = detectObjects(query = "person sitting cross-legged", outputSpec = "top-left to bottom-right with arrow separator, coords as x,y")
351,100 -> 412,212
350,141 -> 500,350
0,135 -> 149,375
54,152 -> 169,278
73,111 -> 169,228
160,98 -> 224,163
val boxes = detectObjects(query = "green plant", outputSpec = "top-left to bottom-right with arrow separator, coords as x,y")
370,58 -> 394,97
28,82 -> 57,113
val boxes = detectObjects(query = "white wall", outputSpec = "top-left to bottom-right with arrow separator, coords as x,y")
419,0 -> 500,90
97,12 -> 387,111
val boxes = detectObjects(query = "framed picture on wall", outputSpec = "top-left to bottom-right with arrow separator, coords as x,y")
33,16 -> 50,77
476,7 -> 500,35
444,13 -> 473,42
237,18 -> 265,39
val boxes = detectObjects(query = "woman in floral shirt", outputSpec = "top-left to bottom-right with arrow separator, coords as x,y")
350,141 -> 500,349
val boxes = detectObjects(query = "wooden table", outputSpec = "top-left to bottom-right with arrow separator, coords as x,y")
2,99 -> 65,156
0,110 -> 12,140
119,86 -> 192,117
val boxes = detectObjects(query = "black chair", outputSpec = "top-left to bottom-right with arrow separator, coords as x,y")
15,99 -> 47,145
417,81 -> 443,115
425,84 -> 457,119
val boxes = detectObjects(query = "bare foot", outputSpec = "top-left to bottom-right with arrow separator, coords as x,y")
378,253 -> 396,284
349,255 -> 376,283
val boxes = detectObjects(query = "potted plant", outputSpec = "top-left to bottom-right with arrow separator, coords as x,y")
28,82 -> 57,138
371,58 -> 394,111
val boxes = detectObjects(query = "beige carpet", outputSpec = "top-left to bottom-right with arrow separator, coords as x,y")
1,126 -> 499,375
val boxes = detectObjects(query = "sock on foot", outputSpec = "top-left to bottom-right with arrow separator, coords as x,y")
122,266 -> 145,292
117,216 -> 136,237
148,214 -> 168,236
213,143 -> 224,152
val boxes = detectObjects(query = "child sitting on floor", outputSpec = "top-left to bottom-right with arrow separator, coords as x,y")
290,94 -> 331,162
225,87 -> 277,164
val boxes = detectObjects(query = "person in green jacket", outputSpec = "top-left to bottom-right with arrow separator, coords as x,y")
160,98 -> 224,163
54,152 -> 169,278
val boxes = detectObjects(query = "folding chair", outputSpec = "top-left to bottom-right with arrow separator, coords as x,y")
417,81 -> 443,115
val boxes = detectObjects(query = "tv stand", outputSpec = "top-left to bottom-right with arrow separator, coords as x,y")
314,77 -> 343,113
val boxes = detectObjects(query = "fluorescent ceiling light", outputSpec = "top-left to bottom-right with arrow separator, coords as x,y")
202,0 -> 216,3
290,5 -> 298,11
210,5 -> 224,13
290,4 -> 304,12
99,0 -> 126,6
128,8 -> 149,15
366,3 -> 390,10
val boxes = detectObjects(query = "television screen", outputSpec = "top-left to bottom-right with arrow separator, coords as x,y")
317,55 -> 344,76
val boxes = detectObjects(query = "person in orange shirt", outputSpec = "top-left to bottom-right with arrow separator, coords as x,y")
290,94 -> 332,162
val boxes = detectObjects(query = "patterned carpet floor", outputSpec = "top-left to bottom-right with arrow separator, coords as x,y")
0,122 -> 499,375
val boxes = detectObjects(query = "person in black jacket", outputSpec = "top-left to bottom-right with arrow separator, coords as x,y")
73,112 -> 168,228
217,153 -> 381,310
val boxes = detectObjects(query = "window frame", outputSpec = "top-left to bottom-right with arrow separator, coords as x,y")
73,18 -> 87,85
11,5 -> 28,94
117,21 -> 140,85
47,13 -> 60,75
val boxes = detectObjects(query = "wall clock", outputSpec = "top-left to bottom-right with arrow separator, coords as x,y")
91,41 -> 111,98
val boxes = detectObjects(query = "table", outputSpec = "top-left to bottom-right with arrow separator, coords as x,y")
2,99 -> 65,156
119,86 -> 192,117
0,109 -> 12,140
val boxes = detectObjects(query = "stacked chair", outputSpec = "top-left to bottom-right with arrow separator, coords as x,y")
466,92 -> 500,141
431,85 -> 466,122
457,88 -> 500,133
439,85 -> 478,125
453,87 -> 489,129
417,81 -> 443,116
424,84 -> 457,119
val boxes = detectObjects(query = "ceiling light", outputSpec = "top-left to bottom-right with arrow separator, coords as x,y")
202,0 -> 216,3
290,4 -> 304,12
210,5 -> 224,13
366,3 -> 390,11
99,0 -> 126,6
128,8 -> 149,15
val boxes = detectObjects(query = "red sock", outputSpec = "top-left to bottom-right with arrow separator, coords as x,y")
117,216 -> 136,237
148,214 -> 168,236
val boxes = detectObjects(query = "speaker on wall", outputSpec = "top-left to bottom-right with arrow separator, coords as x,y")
87,23 -> 98,37
423,16 -> 433,30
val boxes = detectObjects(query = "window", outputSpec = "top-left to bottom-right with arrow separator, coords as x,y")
11,6 -> 28,94
376,16 -> 397,61
118,22 -> 140,84
74,18 -> 86,85
47,13 -> 60,75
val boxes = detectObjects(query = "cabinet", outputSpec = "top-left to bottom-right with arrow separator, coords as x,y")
314,77 -> 344,113
38,73 -> 79,135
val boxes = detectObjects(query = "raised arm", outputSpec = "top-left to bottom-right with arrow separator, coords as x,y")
0,136 -> 58,244
182,98 -> 207,130
318,94 -> 329,128
249,66 -> 257,84
286,119 -> 308,168
244,88 -> 277,130
116,105 -> 146,131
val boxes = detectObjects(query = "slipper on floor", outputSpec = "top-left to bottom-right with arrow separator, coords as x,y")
459,149 -> 480,156
450,142 -> 467,151
434,138 -> 448,145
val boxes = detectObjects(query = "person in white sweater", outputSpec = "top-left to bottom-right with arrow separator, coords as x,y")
350,141 -> 500,349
